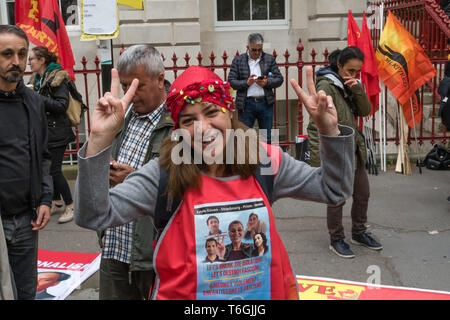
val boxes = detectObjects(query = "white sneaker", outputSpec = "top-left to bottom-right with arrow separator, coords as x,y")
58,207 -> 74,223
51,202 -> 64,215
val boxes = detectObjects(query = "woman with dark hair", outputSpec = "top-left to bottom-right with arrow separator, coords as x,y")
252,232 -> 268,256
74,65 -> 355,300
307,46 -> 383,259
28,46 -> 75,223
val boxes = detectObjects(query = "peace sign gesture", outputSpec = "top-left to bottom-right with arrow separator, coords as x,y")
86,69 -> 139,156
290,67 -> 340,136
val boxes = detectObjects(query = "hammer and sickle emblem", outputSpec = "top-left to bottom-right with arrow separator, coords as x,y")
28,0 -> 39,22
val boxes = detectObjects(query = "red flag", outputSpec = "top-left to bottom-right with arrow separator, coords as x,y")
347,11 -> 380,115
347,10 -> 361,47
15,0 -> 75,80
358,12 -> 380,115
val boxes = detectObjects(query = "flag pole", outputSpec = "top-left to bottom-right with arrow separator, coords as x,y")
395,102 -> 403,173
379,2 -> 386,172
410,97 -> 423,174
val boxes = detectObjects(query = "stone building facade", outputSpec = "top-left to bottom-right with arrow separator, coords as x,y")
2,0 -> 384,149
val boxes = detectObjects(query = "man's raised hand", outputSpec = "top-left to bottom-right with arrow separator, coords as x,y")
86,69 -> 139,156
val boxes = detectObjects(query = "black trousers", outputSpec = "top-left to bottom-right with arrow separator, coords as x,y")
49,146 -> 73,205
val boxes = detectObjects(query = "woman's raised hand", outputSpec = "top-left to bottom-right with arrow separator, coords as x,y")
86,69 -> 139,156
290,67 -> 339,136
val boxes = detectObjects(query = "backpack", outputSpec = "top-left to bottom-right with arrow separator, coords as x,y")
66,80 -> 88,127
423,144 -> 450,170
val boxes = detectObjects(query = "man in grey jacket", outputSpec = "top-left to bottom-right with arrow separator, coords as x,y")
98,45 -> 173,300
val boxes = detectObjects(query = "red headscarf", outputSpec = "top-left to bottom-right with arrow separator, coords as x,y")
166,66 -> 235,128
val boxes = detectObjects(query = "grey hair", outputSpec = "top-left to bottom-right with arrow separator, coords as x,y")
247,33 -> 264,45
117,45 -> 164,78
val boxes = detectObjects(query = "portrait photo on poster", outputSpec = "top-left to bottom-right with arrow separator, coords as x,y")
194,198 -> 271,300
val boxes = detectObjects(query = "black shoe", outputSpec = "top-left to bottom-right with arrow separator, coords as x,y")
351,233 -> 383,251
329,240 -> 355,258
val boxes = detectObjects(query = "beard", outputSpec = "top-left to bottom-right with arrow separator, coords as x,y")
1,66 -> 24,83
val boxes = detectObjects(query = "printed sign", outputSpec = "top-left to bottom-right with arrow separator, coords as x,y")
194,199 -> 271,300
297,276 -> 450,300
80,0 -> 119,40
36,249 -> 100,300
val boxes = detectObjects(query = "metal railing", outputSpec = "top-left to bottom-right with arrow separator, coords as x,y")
38,1 -> 448,162
370,0 -> 449,147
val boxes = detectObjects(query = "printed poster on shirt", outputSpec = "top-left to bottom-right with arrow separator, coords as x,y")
36,249 -> 100,300
194,198 -> 271,300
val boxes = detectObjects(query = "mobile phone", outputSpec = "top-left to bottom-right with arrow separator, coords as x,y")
257,76 -> 264,80
109,162 -> 115,169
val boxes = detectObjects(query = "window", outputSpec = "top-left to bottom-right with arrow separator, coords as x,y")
216,0 -> 288,29
0,0 -> 15,24
60,0 -> 79,27
0,0 -> 79,27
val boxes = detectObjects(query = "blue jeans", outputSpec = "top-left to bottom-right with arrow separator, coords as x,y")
1,212 -> 38,300
238,99 -> 274,144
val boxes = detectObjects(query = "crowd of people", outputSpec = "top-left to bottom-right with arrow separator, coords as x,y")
5,23 -> 446,300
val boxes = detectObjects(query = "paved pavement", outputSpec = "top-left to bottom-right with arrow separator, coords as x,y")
39,164 -> 450,299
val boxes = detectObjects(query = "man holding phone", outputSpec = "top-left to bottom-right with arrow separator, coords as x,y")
228,33 -> 283,144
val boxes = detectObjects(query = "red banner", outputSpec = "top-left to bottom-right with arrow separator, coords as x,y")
15,0 -> 75,80
297,275 -> 450,300
347,10 -> 381,115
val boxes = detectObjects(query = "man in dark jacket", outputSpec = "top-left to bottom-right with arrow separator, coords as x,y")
228,33 -> 283,144
0,25 -> 52,300
98,45 -> 173,300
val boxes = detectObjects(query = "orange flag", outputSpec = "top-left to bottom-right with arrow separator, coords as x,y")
376,10 -> 436,128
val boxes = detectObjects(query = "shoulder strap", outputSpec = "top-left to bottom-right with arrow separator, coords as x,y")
254,162 -> 274,206
154,166 -> 181,238
67,81 -> 80,100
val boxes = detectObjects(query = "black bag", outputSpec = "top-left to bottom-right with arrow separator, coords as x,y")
423,144 -> 450,170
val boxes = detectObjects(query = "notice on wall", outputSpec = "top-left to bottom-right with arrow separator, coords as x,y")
81,0 -> 119,40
